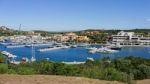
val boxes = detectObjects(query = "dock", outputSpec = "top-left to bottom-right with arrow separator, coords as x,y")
62,61 -> 85,64
6,45 -> 25,48
1,51 -> 20,64
25,43 -> 52,47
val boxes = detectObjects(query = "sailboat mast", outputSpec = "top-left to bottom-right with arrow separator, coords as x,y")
19,24 -> 21,35
31,36 -> 36,61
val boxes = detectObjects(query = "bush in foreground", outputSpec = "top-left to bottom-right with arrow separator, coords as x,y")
0,56 -> 150,83
0,64 -> 8,74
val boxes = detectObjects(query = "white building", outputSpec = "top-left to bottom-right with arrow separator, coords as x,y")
111,31 -> 150,46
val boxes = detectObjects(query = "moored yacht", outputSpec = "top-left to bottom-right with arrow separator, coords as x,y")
107,45 -> 122,50
97,47 -> 119,53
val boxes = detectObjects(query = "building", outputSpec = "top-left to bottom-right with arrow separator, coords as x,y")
111,31 -> 150,46
81,31 -> 100,36
51,32 -> 90,42
76,36 -> 89,42
64,32 -> 78,41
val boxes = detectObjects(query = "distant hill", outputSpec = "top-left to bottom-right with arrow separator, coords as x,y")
0,26 -> 26,36
0,26 -> 150,36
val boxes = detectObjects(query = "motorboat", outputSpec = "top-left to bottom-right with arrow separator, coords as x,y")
38,45 -> 69,52
107,45 -> 122,50
88,48 -> 98,54
77,43 -> 90,47
86,47 -> 97,50
97,47 -> 119,53
70,45 -> 77,48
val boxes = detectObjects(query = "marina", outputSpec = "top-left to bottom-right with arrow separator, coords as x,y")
0,42 -> 150,63
0,30 -> 149,63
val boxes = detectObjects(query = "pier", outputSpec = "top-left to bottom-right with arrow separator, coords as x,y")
62,61 -> 85,64
25,43 -> 52,47
6,45 -> 25,48
1,51 -> 20,64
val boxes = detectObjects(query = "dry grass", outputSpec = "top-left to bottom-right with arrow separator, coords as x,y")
0,75 -> 149,84
135,79 -> 150,84
0,75 -> 124,84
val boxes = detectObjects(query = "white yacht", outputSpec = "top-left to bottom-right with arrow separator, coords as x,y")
107,44 -> 122,50
70,45 -> 77,48
38,45 -> 69,52
86,47 -> 97,50
97,47 -> 119,53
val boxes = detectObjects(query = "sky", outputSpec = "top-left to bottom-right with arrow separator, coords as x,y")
0,0 -> 150,31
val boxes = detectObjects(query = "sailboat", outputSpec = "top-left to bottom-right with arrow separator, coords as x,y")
31,37 -> 36,62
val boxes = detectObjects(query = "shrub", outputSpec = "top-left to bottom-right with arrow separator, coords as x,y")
137,64 -> 150,79
0,53 -> 5,63
112,58 -> 132,72
100,68 -> 130,82
38,62 -> 54,74
62,65 -> 80,76
17,67 -> 36,75
52,63 -> 66,75
0,64 -> 8,74
81,67 -> 101,79
7,69 -> 17,74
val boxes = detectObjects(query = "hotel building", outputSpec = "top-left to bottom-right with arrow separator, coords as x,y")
111,31 -> 150,46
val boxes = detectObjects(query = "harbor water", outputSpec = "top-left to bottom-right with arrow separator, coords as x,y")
0,44 -> 150,62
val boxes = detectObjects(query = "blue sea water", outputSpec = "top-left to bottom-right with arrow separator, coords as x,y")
0,44 -> 150,62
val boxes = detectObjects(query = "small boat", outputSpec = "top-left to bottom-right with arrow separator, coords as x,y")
87,57 -> 94,61
21,57 -> 29,62
77,43 -> 90,47
62,45 -> 70,49
88,48 -> 98,54
70,45 -> 77,48
86,47 -> 97,50
89,50 -> 96,54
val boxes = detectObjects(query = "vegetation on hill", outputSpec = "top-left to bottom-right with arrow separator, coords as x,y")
1,26 -> 150,36
0,56 -> 150,84
0,26 -> 25,36
0,26 -> 150,43
87,33 -> 108,43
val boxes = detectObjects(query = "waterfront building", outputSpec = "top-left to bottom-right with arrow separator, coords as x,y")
111,31 -> 150,46
64,32 -> 78,41
51,32 -> 89,42
52,34 -> 68,42
76,36 -> 89,42
81,31 -> 100,36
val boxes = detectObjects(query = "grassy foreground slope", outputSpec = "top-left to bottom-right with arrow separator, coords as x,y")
0,56 -> 150,83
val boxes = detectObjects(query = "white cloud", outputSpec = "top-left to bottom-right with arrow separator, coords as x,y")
146,19 -> 150,22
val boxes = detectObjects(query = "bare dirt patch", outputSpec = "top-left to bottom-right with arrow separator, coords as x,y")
0,75 -> 149,84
